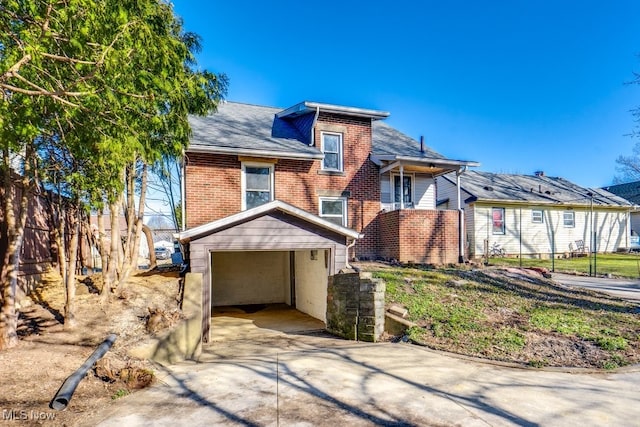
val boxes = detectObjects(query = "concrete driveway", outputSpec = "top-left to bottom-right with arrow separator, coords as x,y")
552,273 -> 640,304
85,306 -> 640,427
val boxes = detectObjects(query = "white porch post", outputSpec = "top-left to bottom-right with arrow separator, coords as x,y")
399,164 -> 405,210
456,170 -> 464,263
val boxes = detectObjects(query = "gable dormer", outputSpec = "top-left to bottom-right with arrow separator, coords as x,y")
277,101 -> 389,174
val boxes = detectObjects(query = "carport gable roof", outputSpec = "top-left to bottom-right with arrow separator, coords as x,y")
178,200 -> 363,243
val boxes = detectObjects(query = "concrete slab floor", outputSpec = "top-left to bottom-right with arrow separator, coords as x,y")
86,306 -> 640,427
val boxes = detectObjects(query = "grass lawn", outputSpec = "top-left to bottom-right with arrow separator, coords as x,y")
488,252 -> 640,278
361,263 -> 640,369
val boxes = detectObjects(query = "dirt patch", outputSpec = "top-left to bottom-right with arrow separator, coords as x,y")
0,267 -> 181,425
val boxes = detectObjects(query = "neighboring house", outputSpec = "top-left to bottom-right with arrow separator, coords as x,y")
602,180 -> 640,239
179,100 -> 477,340
438,171 -> 632,258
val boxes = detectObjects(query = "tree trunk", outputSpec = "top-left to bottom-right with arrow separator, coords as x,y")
0,148 -> 19,350
0,142 -> 32,349
55,200 -> 68,292
97,210 -> 109,292
101,199 -> 121,303
121,162 -> 136,275
118,163 -> 148,287
143,224 -> 156,269
131,163 -> 148,270
64,209 -> 79,329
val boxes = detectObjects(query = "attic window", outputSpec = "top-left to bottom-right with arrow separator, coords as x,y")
484,186 -> 493,191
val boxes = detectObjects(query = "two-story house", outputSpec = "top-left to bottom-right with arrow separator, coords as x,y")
178,100 -> 477,338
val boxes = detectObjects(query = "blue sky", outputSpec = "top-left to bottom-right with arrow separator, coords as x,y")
172,0 -> 640,188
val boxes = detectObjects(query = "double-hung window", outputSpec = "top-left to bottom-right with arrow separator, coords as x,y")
532,209 -> 544,224
319,197 -> 347,227
563,211 -> 575,228
321,132 -> 343,171
242,162 -> 274,210
492,207 -> 505,234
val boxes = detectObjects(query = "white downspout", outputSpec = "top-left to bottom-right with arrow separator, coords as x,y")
310,106 -> 320,147
346,238 -> 357,270
456,166 -> 467,263
181,151 -> 186,231
399,164 -> 405,210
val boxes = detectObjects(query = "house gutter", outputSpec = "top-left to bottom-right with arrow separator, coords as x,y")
186,145 -> 323,161
470,199 -> 629,210
373,154 -> 480,168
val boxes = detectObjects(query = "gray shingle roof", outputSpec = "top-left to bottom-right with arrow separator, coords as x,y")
188,102 -> 322,158
371,121 -> 446,159
603,181 -> 640,205
448,170 -> 630,207
187,101 -> 453,161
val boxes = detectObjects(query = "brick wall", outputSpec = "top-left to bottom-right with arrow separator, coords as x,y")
184,153 -> 242,227
185,112 -> 381,259
378,209 -> 460,264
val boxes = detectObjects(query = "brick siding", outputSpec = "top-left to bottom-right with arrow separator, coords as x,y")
378,209 -> 460,264
184,111 -> 463,264
185,112 -> 380,259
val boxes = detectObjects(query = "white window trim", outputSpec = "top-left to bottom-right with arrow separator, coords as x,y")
532,209 -> 544,224
321,132 -> 343,172
319,196 -> 348,227
390,173 -> 415,209
492,207 -> 506,235
241,161 -> 274,211
563,211 -> 575,228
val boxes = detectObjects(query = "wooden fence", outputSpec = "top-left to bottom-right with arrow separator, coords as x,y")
0,180 -> 88,297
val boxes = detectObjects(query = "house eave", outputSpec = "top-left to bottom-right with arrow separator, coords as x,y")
373,154 -> 479,167
468,198 -> 631,209
277,101 -> 390,120
186,144 -> 323,161
179,200 -> 363,243
372,154 -> 480,175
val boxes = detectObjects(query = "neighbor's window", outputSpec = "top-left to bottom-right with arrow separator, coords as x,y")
319,197 -> 347,226
492,207 -> 505,234
563,211 -> 575,228
321,132 -> 343,171
242,163 -> 274,210
532,209 -> 544,224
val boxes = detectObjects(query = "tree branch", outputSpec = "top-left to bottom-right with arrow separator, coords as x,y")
0,82 -> 80,107
41,52 -> 99,65
0,54 -> 32,82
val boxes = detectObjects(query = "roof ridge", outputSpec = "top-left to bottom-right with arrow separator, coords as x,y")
221,100 -> 283,110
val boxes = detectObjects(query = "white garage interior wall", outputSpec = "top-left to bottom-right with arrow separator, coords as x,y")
211,251 -> 290,306
294,249 -> 329,322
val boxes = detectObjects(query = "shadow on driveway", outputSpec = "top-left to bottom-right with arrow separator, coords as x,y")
87,306 -> 640,426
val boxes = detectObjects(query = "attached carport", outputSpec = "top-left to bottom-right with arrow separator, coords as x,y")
178,200 -> 362,343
